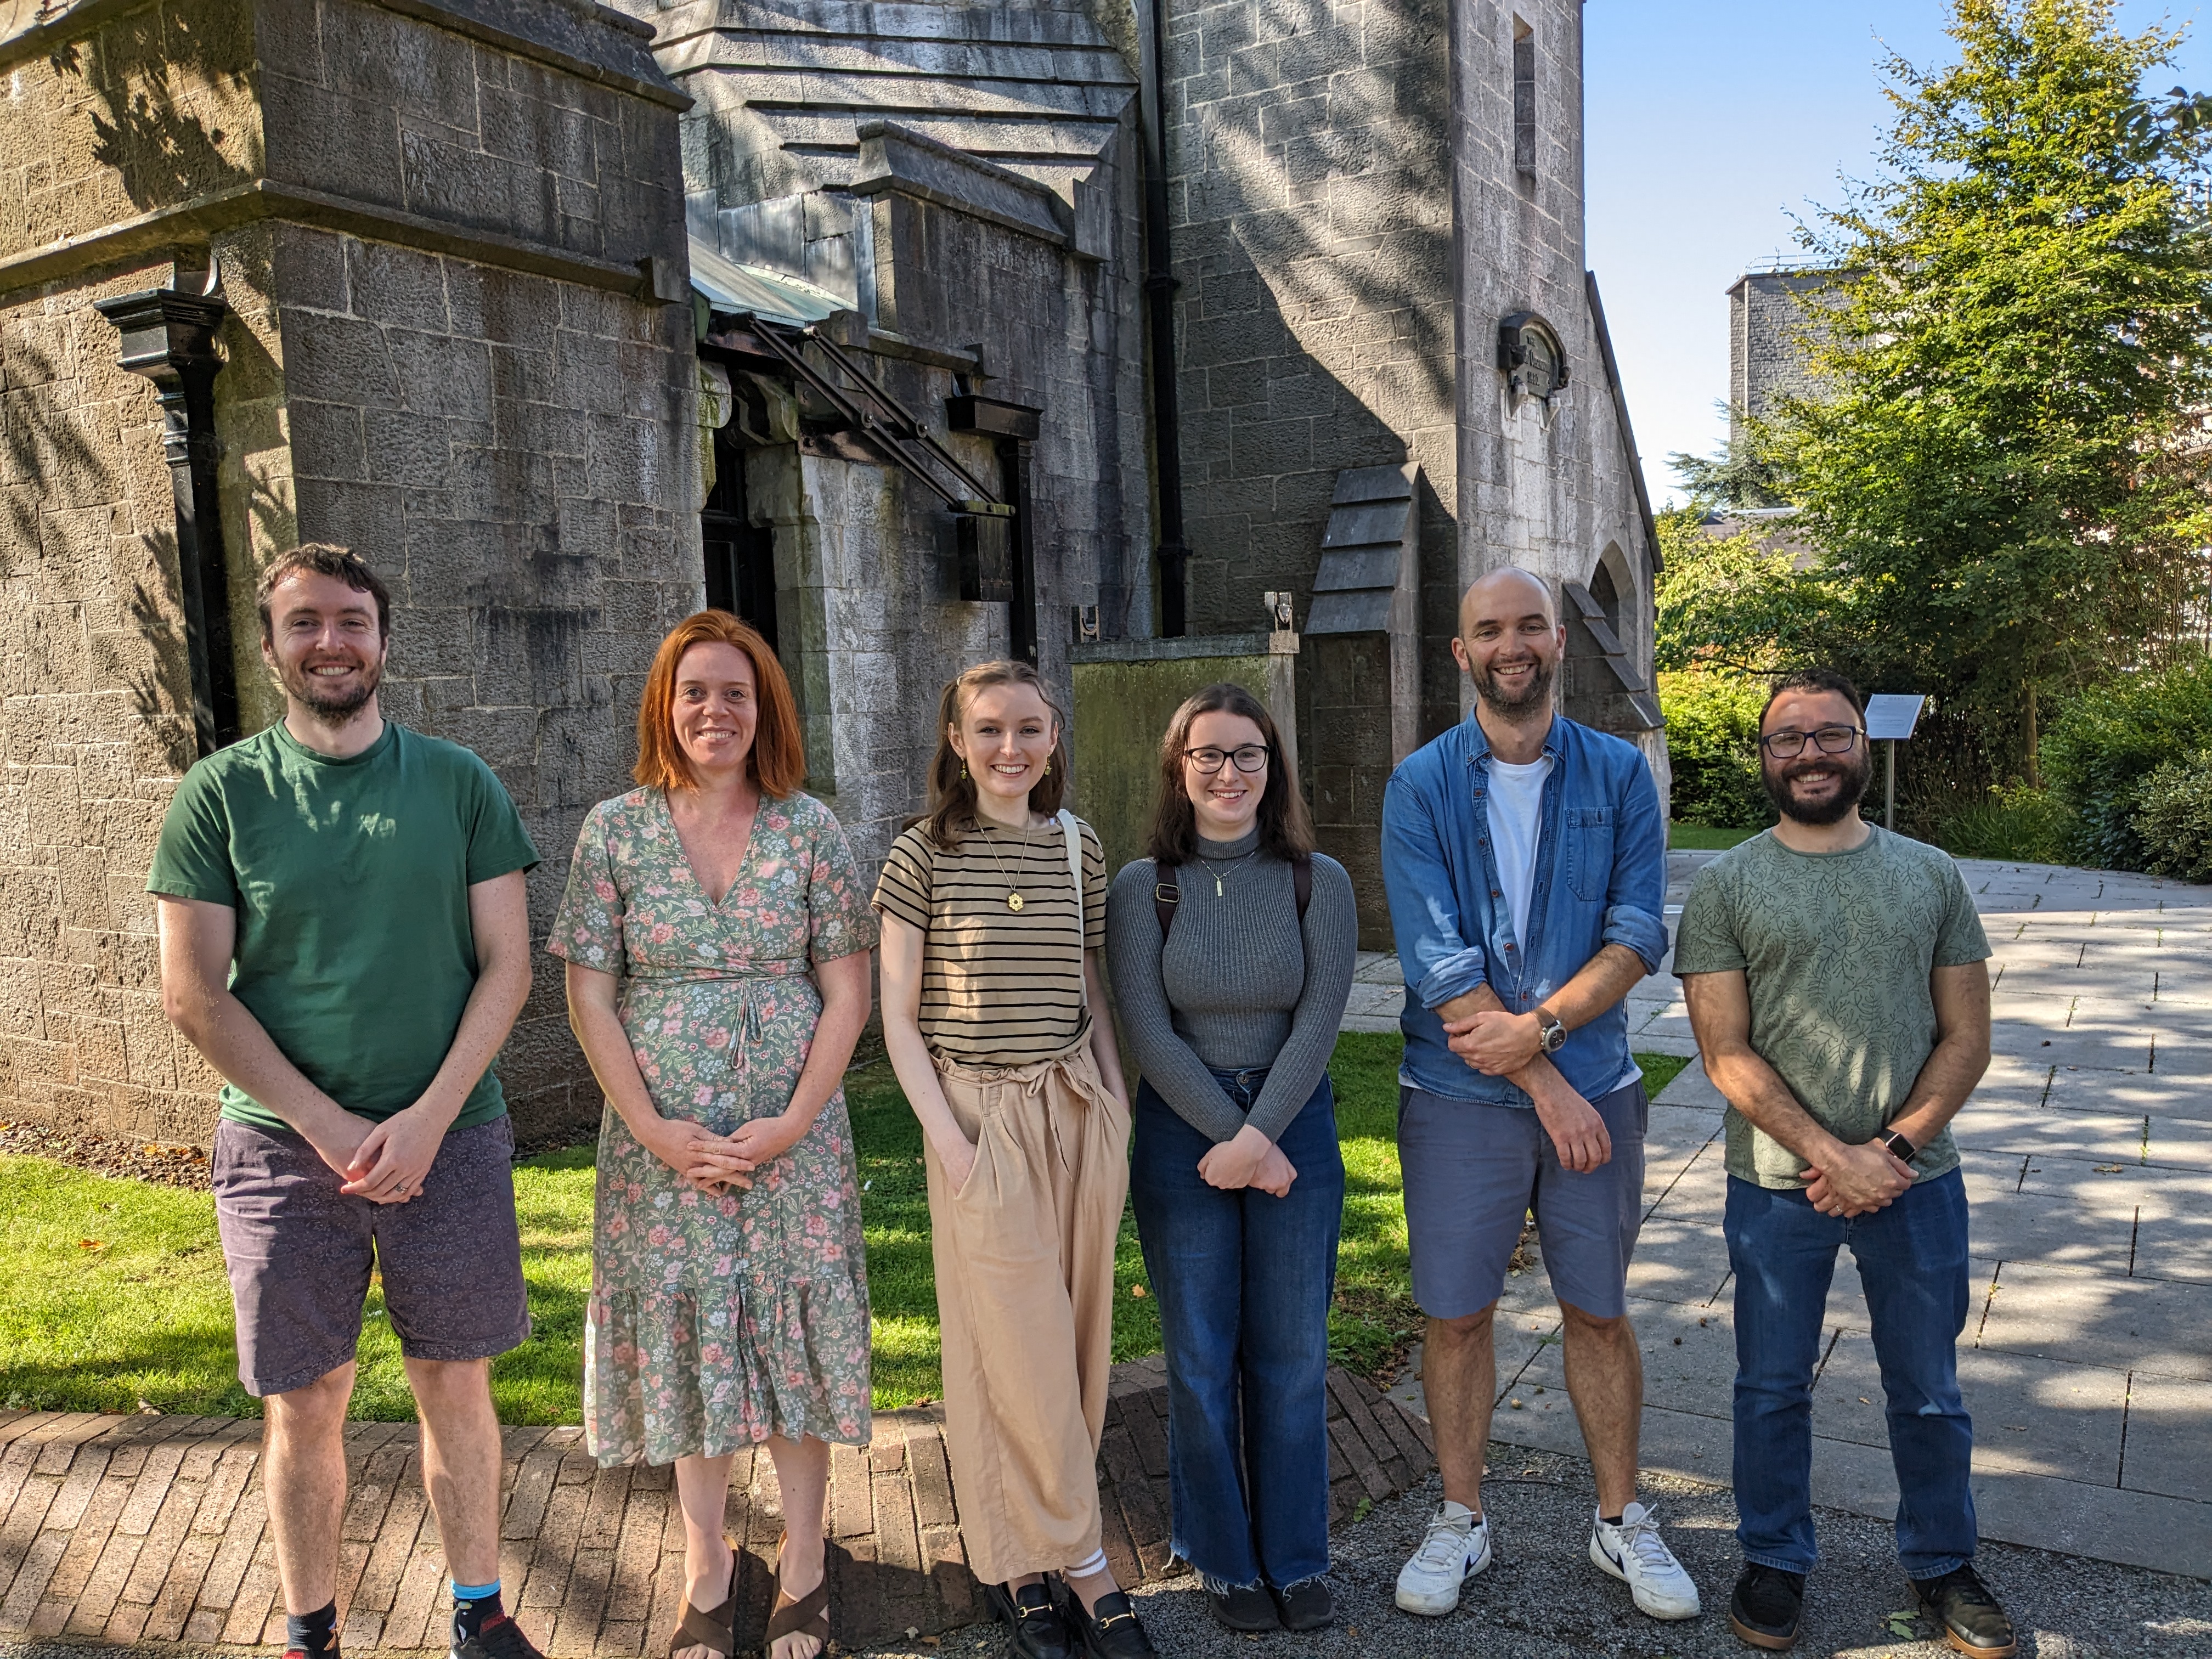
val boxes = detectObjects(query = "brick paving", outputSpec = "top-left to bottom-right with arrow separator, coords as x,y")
0,1360 -> 1432,1655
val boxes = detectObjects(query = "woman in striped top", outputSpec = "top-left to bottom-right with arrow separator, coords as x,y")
873,661 -> 1156,1659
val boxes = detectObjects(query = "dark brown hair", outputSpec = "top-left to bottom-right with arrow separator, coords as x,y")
1760,667 -> 1864,732
634,611 -> 805,797
1144,681 -> 1315,866
257,544 -> 390,640
915,659 -> 1069,848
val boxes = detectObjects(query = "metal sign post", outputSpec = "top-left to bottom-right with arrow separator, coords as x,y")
1863,693 -> 1926,832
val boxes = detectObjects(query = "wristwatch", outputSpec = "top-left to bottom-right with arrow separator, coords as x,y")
1534,1008 -> 1567,1055
1878,1128 -> 1917,1164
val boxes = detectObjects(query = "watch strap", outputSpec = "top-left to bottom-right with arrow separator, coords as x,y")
1880,1128 -> 1917,1163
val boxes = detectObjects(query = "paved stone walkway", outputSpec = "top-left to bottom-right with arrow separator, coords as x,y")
0,1361 -> 1433,1655
1376,853 -> 2212,1580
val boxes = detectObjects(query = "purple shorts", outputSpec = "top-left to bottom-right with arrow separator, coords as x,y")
212,1116 -> 531,1396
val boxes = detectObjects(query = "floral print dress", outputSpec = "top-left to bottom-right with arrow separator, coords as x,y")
549,787 -> 879,1464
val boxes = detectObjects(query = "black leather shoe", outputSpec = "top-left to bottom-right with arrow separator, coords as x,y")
985,1579 -> 1075,1659
1913,1564 -> 2017,1658
1206,1582 -> 1278,1632
1065,1589 -> 1157,1658
1272,1576 -> 1333,1632
1728,1563 -> 1805,1651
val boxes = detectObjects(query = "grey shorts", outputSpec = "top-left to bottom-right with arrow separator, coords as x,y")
212,1116 -> 531,1396
1397,1080 -> 1648,1321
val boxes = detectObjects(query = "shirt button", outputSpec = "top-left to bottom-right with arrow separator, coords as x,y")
1491,890 -> 1502,898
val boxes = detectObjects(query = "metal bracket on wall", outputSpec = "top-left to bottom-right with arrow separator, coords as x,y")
94,271 -> 240,757
735,315 -> 1005,512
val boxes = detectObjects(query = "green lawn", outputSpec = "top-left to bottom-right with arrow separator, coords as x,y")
1,1040 -> 1692,1423
1668,822 -> 1764,851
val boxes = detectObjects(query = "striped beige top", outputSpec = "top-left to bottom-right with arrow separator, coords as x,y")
873,815 -> 1108,1063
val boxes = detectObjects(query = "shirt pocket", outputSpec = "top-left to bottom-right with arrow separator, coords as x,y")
1564,806 -> 1615,902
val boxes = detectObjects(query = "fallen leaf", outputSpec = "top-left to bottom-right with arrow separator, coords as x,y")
78,1239 -> 103,1249
1509,1397 -> 1523,1409
2094,1164 -> 2124,1173
1130,1284 -> 1147,1299
1860,1396 -> 1872,1404
136,1398 -> 161,1415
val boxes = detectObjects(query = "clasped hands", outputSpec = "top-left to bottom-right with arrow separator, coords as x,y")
642,1110 -> 813,1195
1443,1007 -> 1611,1173
1197,1122 -> 1296,1197
1800,1139 -> 1915,1217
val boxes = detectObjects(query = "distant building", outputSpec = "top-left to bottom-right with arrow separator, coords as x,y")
1726,258 -> 1844,439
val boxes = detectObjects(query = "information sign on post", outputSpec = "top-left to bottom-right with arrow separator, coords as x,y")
1863,693 -> 1926,832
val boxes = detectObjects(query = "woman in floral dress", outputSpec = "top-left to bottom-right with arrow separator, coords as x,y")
551,611 -> 877,1659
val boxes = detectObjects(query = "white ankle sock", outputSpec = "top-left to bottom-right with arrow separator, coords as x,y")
1066,1549 -> 1108,1579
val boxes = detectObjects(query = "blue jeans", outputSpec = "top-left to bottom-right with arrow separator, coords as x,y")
1131,1068 -> 1345,1589
1725,1168 -> 1976,1578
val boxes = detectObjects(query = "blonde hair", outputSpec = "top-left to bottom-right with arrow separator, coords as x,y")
915,660 -> 1069,848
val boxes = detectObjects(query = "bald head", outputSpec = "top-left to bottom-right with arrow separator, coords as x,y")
1459,566 -> 1556,637
1452,565 -> 1562,723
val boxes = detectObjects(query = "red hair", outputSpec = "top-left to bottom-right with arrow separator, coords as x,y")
634,611 -> 805,796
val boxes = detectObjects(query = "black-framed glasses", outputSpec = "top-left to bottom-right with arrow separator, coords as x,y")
1184,744 -> 1272,774
1759,725 -> 1864,758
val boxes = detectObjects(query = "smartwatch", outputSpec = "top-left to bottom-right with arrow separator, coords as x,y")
1878,1128 -> 1917,1164
1535,1008 -> 1567,1055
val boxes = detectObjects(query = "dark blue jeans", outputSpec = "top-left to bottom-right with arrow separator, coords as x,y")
1725,1167 -> 1976,1578
1130,1069 -> 1345,1590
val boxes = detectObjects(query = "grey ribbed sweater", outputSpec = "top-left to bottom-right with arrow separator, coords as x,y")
1105,831 -> 1358,1143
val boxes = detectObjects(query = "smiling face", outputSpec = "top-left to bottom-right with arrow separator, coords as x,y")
1181,708 -> 1267,842
669,640 -> 758,783
1452,568 -> 1562,719
950,680 -> 1058,813
262,569 -> 387,725
1760,687 -> 1871,826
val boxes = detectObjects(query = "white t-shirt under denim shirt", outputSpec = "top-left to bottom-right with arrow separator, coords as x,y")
1486,754 -> 1554,947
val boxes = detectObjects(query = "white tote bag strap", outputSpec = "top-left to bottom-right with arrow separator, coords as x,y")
1057,808 -> 1087,1011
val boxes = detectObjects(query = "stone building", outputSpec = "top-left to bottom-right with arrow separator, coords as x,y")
1727,259 -> 1843,437
1161,0 -> 1667,936
1,0 -> 1666,1139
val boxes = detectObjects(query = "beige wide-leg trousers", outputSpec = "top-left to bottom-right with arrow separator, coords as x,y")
924,1038 -> 1130,1586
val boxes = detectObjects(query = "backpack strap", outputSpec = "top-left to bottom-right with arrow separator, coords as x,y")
1153,862 -> 1181,936
1056,809 -> 1088,1011
1155,854 -> 1311,936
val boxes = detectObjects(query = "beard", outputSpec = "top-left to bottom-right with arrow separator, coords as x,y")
1471,653 -> 1555,718
278,651 -> 383,725
1763,747 -> 1872,827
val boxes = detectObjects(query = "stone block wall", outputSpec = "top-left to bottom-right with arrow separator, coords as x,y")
0,0 -> 700,1144
1165,0 -> 1458,647
1728,267 -> 1842,436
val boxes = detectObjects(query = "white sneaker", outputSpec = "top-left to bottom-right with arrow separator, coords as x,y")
1589,1501 -> 1702,1620
1395,1500 -> 1493,1615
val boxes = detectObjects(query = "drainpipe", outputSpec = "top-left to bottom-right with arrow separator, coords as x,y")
95,271 -> 240,757
1137,0 -> 1188,635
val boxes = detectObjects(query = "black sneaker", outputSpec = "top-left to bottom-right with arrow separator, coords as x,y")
985,1579 -> 1075,1659
1913,1563 -> 2017,1658
1206,1581 -> 1278,1632
1272,1576 -> 1333,1632
1065,1588 -> 1158,1658
1728,1563 -> 1805,1651
449,1612 -> 544,1659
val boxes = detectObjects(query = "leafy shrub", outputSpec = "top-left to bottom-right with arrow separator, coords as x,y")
1934,783 -> 2072,864
2132,752 -> 2212,882
1657,671 -> 1774,830
2042,653 -> 2212,870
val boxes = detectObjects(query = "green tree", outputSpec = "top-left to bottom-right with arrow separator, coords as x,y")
1767,0 -> 2212,782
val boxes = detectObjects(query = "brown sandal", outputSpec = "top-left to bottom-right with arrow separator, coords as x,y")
667,1541 -> 739,1658
765,1532 -> 830,1659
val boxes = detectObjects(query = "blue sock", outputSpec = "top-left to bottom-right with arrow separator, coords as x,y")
451,1580 -> 504,1647
285,1599 -> 337,1656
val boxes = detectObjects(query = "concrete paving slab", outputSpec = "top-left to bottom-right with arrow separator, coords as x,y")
1623,1216 -> 1730,1307
1959,1175 -> 2140,1277
1990,1017 -> 2153,1073
2049,1066 -> 2212,1122
1949,1099 -> 2159,1165
1654,1056 -> 1725,1109
1812,1336 -> 2128,1481
2128,1206 -> 2212,1284
1969,1463 -> 2212,1579
1972,1257 -> 2212,1381
2118,1372 -> 2212,1504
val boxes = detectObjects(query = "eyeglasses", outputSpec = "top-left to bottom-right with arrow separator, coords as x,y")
1759,725 -> 1865,758
1183,744 -> 1271,774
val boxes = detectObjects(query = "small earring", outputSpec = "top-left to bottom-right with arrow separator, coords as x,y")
1042,761 -> 1051,777
961,763 -> 969,779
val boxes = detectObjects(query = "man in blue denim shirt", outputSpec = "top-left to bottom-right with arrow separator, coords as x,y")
1380,569 -> 1696,1625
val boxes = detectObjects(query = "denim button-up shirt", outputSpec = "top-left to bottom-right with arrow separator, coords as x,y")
1380,712 -> 1668,1107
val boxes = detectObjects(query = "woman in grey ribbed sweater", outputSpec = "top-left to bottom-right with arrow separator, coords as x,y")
1105,683 -> 1356,1634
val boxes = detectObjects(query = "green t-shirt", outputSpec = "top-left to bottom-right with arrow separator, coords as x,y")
1671,826 -> 1990,1190
147,720 -> 539,1133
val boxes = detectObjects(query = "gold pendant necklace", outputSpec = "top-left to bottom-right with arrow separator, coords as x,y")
977,825 -> 1026,911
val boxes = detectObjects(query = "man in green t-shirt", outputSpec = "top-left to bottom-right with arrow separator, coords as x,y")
1674,669 -> 2012,1659
151,545 -> 543,1659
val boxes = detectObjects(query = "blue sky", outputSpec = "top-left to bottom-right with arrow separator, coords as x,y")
1584,1 -> 2211,505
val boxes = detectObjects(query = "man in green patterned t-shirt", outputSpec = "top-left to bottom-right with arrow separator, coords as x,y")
1675,669 -> 2013,1659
